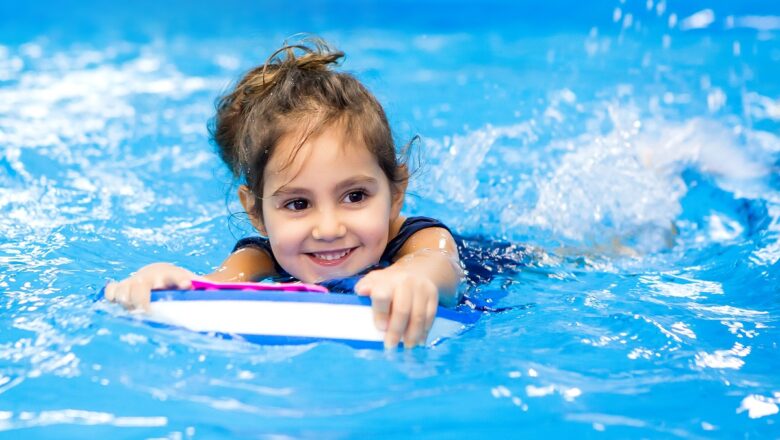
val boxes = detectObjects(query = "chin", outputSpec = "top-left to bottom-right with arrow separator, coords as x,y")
290,255 -> 380,283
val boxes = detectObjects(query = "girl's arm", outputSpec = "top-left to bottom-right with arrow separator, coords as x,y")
205,247 -> 277,282
104,246 -> 276,310
355,227 -> 463,349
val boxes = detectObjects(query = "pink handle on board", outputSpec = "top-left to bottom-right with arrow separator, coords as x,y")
191,279 -> 329,293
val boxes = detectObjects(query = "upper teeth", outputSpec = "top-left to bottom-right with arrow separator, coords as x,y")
313,249 -> 350,260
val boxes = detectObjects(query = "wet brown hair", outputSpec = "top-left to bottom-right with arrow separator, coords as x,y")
210,37 -> 408,218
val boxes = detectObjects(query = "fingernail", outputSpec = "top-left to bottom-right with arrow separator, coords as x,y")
376,318 -> 387,331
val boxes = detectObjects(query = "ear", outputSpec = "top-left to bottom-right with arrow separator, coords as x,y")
389,168 -> 409,220
238,185 -> 267,236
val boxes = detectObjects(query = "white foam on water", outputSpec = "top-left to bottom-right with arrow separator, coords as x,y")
688,304 -> 769,318
0,42 -> 225,244
670,322 -> 696,339
0,409 -> 167,431
415,120 -> 537,206
737,394 -> 780,419
746,92 -> 780,122
750,205 -> 780,266
694,342 -> 751,370
415,96 -> 776,252
640,275 -> 723,299
679,9 -> 715,31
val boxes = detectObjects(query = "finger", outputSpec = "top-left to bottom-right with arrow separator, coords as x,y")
404,287 -> 429,349
385,285 -> 411,350
129,280 -> 152,311
169,272 -> 194,290
104,283 -> 116,301
127,279 -> 149,310
150,270 -> 192,291
424,296 -> 438,338
113,281 -> 131,307
354,274 -> 375,296
178,278 -> 194,290
137,287 -> 152,311
370,285 -> 393,332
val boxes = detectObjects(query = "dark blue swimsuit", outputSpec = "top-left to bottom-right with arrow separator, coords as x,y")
232,216 -> 450,290
232,216 -> 534,311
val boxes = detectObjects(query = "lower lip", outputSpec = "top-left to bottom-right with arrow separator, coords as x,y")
307,248 -> 356,266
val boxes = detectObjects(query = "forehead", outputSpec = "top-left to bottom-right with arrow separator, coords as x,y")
264,122 -> 381,187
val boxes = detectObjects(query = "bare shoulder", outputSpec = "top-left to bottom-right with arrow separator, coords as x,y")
396,226 -> 459,259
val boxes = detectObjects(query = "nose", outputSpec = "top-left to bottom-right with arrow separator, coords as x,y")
311,208 -> 347,241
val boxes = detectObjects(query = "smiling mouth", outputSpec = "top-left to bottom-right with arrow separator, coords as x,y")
306,247 -> 357,266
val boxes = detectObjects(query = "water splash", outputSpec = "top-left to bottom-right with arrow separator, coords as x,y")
413,97 -> 777,254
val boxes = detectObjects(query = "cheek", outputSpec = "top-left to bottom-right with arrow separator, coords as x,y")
263,211 -> 305,253
268,222 -> 305,251
351,201 -> 393,248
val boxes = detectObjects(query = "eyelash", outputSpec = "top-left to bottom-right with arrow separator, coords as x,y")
342,189 -> 368,204
283,199 -> 309,211
281,189 -> 370,212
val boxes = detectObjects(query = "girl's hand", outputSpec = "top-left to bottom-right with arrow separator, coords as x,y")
354,268 -> 439,350
104,263 -> 199,311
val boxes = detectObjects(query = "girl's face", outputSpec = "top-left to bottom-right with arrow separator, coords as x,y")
244,123 -> 404,283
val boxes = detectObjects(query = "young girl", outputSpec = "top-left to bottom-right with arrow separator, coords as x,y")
105,38 -> 463,349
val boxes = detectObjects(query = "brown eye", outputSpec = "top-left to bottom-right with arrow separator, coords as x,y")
343,191 -> 366,204
284,199 -> 309,211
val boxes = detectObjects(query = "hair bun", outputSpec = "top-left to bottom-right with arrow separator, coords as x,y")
265,37 -> 344,75
275,40 -> 343,71
233,37 -> 344,105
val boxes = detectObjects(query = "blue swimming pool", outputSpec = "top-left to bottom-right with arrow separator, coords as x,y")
1,0 -> 779,437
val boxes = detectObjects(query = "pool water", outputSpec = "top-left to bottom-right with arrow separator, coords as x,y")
1,0 -> 779,437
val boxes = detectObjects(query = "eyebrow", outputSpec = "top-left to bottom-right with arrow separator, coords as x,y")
270,175 -> 379,198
